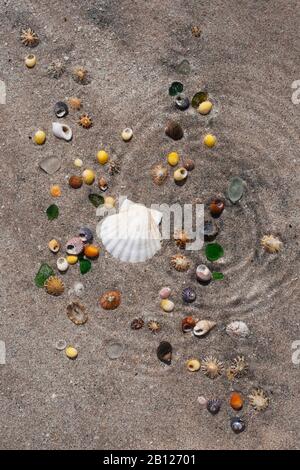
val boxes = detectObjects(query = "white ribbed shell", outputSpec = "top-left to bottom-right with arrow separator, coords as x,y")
100,199 -> 162,263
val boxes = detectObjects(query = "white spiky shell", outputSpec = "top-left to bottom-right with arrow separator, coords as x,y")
99,199 -> 162,263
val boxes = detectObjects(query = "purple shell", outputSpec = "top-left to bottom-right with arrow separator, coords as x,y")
182,287 -> 196,303
79,227 -> 93,244
66,237 -> 84,255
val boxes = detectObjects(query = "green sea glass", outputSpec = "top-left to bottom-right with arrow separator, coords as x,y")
35,263 -> 54,287
46,204 -> 59,220
79,259 -> 91,275
169,81 -> 183,96
205,243 -> 224,261
191,91 -> 208,108
228,177 -> 244,203
88,194 -> 104,208
212,272 -> 224,280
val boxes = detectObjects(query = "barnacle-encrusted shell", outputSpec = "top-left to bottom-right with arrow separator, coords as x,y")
20,28 -> 39,47
79,113 -> 93,129
170,254 -> 190,271
261,235 -> 283,253
67,301 -> 88,325
226,321 -> 250,338
100,290 -> 121,310
73,67 -> 89,84
201,356 -> 224,379
227,355 -> 248,379
181,316 -> 197,333
44,276 -> 64,296
157,341 -> 172,365
193,320 -> 216,337
66,237 -> 84,255
148,320 -> 161,333
206,398 -> 221,415
248,388 -> 269,411
174,230 -> 191,249
151,164 -> 168,185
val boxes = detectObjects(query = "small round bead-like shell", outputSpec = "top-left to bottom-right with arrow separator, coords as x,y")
160,299 -> 175,312
230,392 -> 244,411
25,54 -> 36,68
69,175 -> 83,189
65,346 -> 78,359
186,359 -> 201,372
84,244 -> 100,259
159,286 -> 171,299
100,290 -> 121,310
121,128 -> 133,141
44,276 -> 64,296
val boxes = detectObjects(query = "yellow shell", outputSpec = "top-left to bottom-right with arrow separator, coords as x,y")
167,152 -> 179,166
261,235 -> 282,253
203,134 -> 217,148
160,299 -> 175,312
48,239 -> 60,253
33,130 -> 46,145
65,346 -> 78,360
82,169 -> 95,185
44,276 -> 64,296
66,255 -> 78,265
25,54 -> 36,68
104,196 -> 116,209
97,150 -> 109,165
74,158 -> 83,168
186,359 -> 201,372
174,167 -> 188,182
198,100 -> 213,115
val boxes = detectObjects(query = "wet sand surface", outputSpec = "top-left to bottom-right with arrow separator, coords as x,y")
0,0 -> 299,450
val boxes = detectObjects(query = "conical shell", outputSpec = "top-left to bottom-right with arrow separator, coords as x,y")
99,199 -> 162,263
193,320 -> 216,337
44,276 -> 64,296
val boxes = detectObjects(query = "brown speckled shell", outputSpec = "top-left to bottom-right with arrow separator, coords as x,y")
100,290 -> 121,310
181,316 -> 196,333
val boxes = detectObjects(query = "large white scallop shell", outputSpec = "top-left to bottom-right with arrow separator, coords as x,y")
99,199 -> 162,263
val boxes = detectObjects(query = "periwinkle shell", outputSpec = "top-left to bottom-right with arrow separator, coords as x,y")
54,101 -> 69,118
165,121 -> 184,140
230,417 -> 246,434
182,287 -> 196,303
79,227 -> 93,244
157,341 -> 172,365
175,95 -> 190,111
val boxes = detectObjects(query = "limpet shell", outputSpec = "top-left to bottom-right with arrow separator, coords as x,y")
66,301 -> 88,325
157,341 -> 172,365
226,321 -> 250,339
66,237 -> 84,255
170,254 -> 190,272
100,290 -> 121,310
151,164 -> 168,185
148,320 -> 161,333
131,318 -> 144,330
165,121 -> 183,140
44,276 -> 64,296
207,398 -> 221,415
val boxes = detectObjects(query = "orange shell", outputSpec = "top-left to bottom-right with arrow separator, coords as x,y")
181,316 -> 196,332
69,175 -> 83,189
100,290 -> 121,310
209,198 -> 225,216
230,392 -> 244,410
84,244 -> 100,259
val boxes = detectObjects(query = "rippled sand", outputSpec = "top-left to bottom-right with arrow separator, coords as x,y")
0,0 -> 299,450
